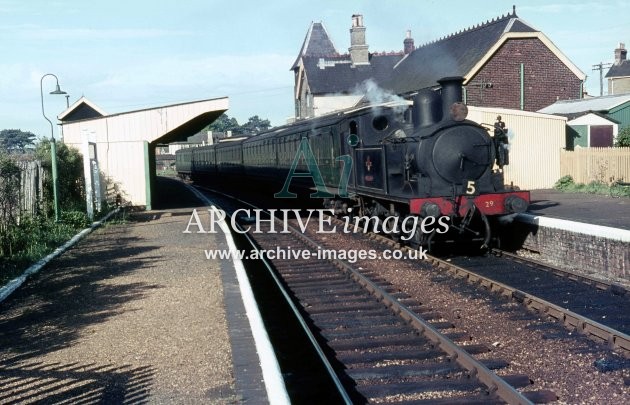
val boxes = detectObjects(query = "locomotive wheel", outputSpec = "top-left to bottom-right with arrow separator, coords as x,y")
448,212 -> 492,254
407,225 -> 436,253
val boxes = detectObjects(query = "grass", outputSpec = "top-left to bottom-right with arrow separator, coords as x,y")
0,216 -> 83,286
553,175 -> 630,198
0,207 -> 124,287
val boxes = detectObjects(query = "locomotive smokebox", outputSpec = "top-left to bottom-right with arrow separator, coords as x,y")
412,89 -> 442,128
437,77 -> 465,120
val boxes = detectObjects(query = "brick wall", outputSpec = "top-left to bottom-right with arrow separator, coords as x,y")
466,38 -> 582,112
502,222 -> 630,282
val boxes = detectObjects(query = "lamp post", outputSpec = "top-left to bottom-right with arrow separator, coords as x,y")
40,73 -> 67,222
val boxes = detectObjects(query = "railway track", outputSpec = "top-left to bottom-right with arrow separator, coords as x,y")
191,185 -> 555,404
190,183 -> 630,402
249,220 -> 554,404
492,249 -> 629,295
442,250 -> 630,356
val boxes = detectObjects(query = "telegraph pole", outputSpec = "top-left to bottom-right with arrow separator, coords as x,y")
592,62 -> 612,96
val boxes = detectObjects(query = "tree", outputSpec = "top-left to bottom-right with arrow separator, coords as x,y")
205,113 -> 273,136
240,115 -> 271,134
616,126 -> 630,147
0,129 -> 36,153
207,114 -> 240,133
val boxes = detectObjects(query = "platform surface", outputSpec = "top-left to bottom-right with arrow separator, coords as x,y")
528,189 -> 630,231
0,177 -> 267,403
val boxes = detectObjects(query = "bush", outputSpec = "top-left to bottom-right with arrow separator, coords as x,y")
616,127 -> 630,147
0,152 -> 21,256
1,142 -> 89,284
553,175 -> 575,190
61,210 -> 90,229
35,141 -> 86,215
553,175 -> 630,197
0,215 -> 87,285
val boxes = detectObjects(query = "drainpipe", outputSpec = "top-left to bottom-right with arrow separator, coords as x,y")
520,63 -> 524,110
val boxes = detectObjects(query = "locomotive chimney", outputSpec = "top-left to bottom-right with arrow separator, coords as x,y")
403,30 -> 415,54
437,77 -> 464,120
615,42 -> 627,65
412,89 -> 442,128
349,14 -> 369,65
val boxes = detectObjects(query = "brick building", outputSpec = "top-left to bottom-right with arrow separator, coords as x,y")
606,43 -> 630,95
292,8 -> 585,116
386,8 -> 586,112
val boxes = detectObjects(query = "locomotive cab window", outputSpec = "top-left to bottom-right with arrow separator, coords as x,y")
349,120 -> 358,135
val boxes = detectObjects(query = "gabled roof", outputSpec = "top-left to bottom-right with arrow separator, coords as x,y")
291,22 -> 337,71
563,110 -> 621,123
538,93 -> 630,115
606,60 -> 630,78
58,96 -> 107,122
303,53 -> 403,94
383,10 -> 584,94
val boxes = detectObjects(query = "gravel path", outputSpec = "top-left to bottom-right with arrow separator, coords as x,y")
0,208 -> 236,403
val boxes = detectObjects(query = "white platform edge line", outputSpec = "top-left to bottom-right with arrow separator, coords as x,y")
517,213 -> 630,243
186,185 -> 290,404
0,208 -> 121,304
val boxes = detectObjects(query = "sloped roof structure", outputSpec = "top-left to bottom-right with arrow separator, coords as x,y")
606,60 -> 630,78
384,9 -> 584,94
291,22 -> 338,70
538,93 -> 630,115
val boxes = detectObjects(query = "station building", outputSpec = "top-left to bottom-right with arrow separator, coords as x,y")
59,96 -> 228,208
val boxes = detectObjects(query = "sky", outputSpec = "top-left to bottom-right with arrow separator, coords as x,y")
1,0 -> 628,140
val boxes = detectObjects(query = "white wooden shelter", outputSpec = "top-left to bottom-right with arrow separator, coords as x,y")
60,97 -> 229,208
467,106 -> 567,190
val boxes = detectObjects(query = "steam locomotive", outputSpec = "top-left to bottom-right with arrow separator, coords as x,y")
176,77 -> 529,249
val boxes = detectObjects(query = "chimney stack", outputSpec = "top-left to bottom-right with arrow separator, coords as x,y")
404,30 -> 415,54
349,14 -> 369,65
615,42 -> 627,65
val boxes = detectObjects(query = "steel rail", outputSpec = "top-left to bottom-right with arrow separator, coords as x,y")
325,214 -> 630,357
493,249 -> 629,296
194,185 -> 354,404
287,224 -> 534,405
194,185 -> 544,403
424,255 -> 630,357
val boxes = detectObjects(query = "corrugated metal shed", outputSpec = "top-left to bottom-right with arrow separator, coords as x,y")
61,97 -> 229,208
609,101 -> 630,129
538,93 -> 630,115
467,106 -> 567,189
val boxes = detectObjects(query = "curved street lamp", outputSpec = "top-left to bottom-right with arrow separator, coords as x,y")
40,73 -> 67,222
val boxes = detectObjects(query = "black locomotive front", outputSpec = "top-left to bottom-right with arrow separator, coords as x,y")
341,76 -> 529,247
409,77 -> 502,199
351,77 -> 506,203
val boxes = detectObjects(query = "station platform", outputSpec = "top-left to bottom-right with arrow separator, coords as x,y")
507,189 -> 629,284
527,189 -> 630,231
0,177 -> 281,403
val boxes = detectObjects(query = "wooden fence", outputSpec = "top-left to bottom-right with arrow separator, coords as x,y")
560,147 -> 630,184
17,160 -> 45,217
0,160 -> 45,225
